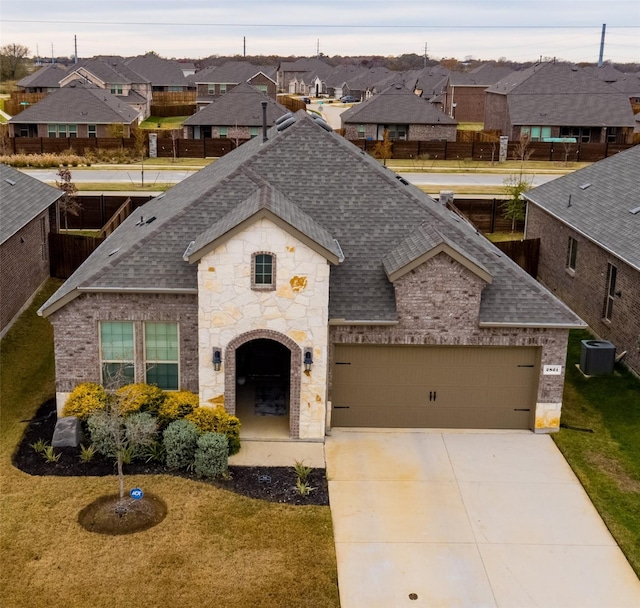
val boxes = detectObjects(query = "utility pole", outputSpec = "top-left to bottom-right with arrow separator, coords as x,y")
243,36 -> 246,58
598,24 -> 606,67
317,39 -> 320,59
74,35 -> 78,64
51,43 -> 54,64
424,42 -> 428,68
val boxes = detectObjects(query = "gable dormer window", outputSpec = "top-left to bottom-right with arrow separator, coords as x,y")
252,252 -> 276,290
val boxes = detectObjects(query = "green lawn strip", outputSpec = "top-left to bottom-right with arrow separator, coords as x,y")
553,329 -> 640,576
0,281 -> 339,608
485,232 -> 525,243
139,115 -> 190,129
385,159 -> 590,173
76,182 -> 175,192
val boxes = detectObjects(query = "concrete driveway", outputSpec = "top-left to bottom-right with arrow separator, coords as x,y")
325,429 -> 640,607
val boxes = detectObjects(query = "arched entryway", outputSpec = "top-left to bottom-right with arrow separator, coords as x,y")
225,330 -> 302,439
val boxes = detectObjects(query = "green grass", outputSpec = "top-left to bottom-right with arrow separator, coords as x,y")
386,158 -> 591,173
139,116 -> 190,129
485,231 -> 525,243
0,281 -> 339,608
553,329 -> 640,576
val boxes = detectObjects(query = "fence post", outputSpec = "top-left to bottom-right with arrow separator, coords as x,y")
444,140 -> 448,160
490,198 -> 497,233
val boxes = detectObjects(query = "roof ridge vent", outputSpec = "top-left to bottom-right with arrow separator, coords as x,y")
4,178 -> 16,186
276,116 -> 296,132
629,206 -> 640,215
579,183 -> 591,190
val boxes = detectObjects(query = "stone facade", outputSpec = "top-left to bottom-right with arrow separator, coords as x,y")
527,204 -> 640,376
196,217 -> 331,439
0,210 -> 50,337
329,252 -> 569,432
48,292 -> 199,414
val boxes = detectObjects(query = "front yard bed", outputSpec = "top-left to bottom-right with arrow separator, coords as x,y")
553,329 -> 640,577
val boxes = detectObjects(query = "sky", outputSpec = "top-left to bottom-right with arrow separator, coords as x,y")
1,0 -> 639,64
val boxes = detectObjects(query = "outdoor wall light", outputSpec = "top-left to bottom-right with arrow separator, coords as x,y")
213,349 -> 222,371
304,349 -> 313,371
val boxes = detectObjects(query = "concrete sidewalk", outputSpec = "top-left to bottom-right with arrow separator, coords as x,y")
326,429 -> 640,608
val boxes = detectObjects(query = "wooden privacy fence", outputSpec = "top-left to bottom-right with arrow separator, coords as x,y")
49,232 -> 105,279
451,198 -> 524,234
150,104 -> 197,117
8,136 -> 633,161
99,198 -> 132,238
493,238 -> 540,278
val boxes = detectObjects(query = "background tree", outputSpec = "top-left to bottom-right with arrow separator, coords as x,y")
372,129 -> 392,166
0,43 -> 31,80
502,174 -> 531,232
56,167 -> 81,230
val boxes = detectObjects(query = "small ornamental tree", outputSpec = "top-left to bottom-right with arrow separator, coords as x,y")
87,396 -> 158,503
502,174 -> 531,233
372,129 -> 392,166
56,167 -> 81,230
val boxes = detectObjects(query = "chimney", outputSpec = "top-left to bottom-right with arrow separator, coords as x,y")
261,101 -> 268,142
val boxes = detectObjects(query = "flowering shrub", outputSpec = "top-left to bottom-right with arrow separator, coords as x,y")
62,383 -> 108,420
114,383 -> 166,416
185,406 -> 241,455
158,390 -> 199,424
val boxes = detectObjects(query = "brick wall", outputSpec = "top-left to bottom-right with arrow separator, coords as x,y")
343,123 -> 456,141
527,204 -> 640,375
48,292 -> 199,396
484,92 -> 510,134
447,86 -> 487,123
0,211 -> 49,335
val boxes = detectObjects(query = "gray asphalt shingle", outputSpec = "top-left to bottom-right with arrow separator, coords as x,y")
39,112 -> 582,328
0,164 -> 62,244
525,145 -> 640,271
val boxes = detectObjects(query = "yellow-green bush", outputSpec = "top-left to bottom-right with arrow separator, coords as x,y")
185,406 -> 241,455
62,383 -> 108,420
114,383 -> 165,416
158,390 -> 199,423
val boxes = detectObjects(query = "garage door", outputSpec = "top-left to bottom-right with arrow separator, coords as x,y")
331,345 -> 539,429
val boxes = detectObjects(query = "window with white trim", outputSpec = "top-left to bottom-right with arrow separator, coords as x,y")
566,236 -> 577,271
145,322 -> 179,390
357,124 -> 366,138
88,124 -> 97,138
207,84 -> 215,95
220,84 -> 227,94
249,127 -> 259,138
603,263 -> 617,321
219,127 -> 228,138
251,252 -> 275,290
100,322 -> 135,387
110,84 -> 124,95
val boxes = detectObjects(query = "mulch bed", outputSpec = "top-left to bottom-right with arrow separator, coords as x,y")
12,399 -> 329,506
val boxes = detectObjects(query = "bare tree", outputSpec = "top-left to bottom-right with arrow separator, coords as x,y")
0,43 -> 31,80
56,167 -> 81,230
169,128 -> 181,162
562,139 -> 575,166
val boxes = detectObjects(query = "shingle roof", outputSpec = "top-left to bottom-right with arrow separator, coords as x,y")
525,145 -> 640,271
9,81 -> 139,124
69,57 -> 148,85
449,64 -> 514,86
487,62 -> 635,127
340,84 -> 457,125
39,112 -> 583,328
0,164 -> 62,244
17,63 -> 67,89
184,83 -> 288,126
124,54 -> 189,87
278,58 -> 331,73
191,61 -> 276,85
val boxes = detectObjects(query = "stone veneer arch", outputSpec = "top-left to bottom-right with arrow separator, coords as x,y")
224,329 -> 302,438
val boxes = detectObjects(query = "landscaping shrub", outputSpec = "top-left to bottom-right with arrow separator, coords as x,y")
115,383 -> 165,416
194,432 -> 229,479
87,411 -> 157,460
62,383 -> 108,420
158,390 -> 199,424
163,419 -> 199,470
186,406 -> 241,455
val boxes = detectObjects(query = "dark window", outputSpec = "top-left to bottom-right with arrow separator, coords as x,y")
566,237 -> 577,271
603,263 -> 617,321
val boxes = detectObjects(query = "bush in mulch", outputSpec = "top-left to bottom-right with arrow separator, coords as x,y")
13,399 -> 329,506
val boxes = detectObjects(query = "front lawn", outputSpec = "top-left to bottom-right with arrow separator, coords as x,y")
139,115 -> 190,130
554,329 -> 640,576
0,281 -> 339,608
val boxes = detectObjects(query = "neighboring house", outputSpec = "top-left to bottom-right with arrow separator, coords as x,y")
190,61 -> 277,109
183,83 -> 288,139
341,84 -> 458,141
524,145 -> 640,376
340,67 -> 400,101
0,164 -> 62,338
8,81 -> 140,138
443,64 -> 514,124
59,57 -> 152,120
405,65 -> 450,104
484,62 -> 636,142
16,63 -> 68,93
584,64 -> 640,105
39,111 -> 583,440
277,58 -> 332,93
124,53 -> 191,93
